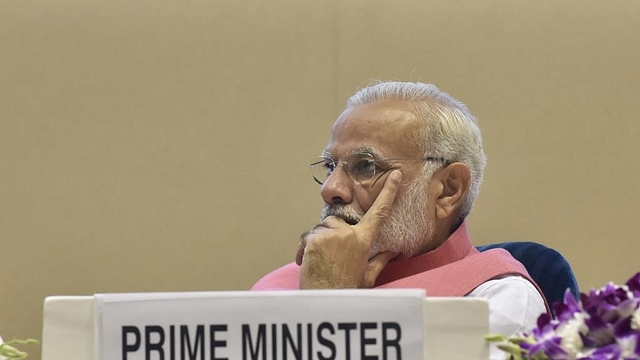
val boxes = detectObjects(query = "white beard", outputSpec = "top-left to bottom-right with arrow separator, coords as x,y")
320,170 -> 434,260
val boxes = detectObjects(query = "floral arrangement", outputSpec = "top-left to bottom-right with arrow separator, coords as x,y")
488,272 -> 640,360
0,336 -> 38,360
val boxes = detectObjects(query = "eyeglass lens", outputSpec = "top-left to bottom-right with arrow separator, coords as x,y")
310,155 -> 377,185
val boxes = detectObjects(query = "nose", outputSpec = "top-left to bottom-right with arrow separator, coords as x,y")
320,164 -> 353,205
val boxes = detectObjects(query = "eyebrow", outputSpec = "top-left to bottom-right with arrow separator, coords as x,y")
321,146 -> 381,159
350,146 -> 379,157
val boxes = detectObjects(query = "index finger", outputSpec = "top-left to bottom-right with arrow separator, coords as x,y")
357,170 -> 402,238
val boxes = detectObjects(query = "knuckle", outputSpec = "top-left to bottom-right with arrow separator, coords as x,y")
374,203 -> 392,215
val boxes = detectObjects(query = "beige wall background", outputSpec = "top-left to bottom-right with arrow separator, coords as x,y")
2,1 -> 639,358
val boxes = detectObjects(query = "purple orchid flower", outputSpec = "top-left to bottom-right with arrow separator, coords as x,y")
489,272 -> 640,360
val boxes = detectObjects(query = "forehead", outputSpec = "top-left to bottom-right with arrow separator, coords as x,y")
325,99 -> 423,158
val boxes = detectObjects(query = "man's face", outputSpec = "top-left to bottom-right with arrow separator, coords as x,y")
318,99 -> 436,259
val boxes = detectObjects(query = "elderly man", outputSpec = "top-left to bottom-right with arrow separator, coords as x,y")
252,81 -> 547,356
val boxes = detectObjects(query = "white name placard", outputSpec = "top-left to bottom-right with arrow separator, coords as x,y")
95,289 -> 426,360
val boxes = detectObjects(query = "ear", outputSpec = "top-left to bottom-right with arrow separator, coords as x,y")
434,163 -> 471,220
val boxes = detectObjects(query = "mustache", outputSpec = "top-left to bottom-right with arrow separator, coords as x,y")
321,204 -> 362,226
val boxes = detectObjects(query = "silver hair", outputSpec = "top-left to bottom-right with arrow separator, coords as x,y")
346,81 -> 487,220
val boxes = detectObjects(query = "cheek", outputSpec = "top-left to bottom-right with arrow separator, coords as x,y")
354,188 -> 379,215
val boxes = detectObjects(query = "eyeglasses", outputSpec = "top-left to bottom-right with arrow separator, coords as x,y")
309,153 -> 448,186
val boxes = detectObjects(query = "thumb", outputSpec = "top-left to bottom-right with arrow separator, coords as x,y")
362,251 -> 397,288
